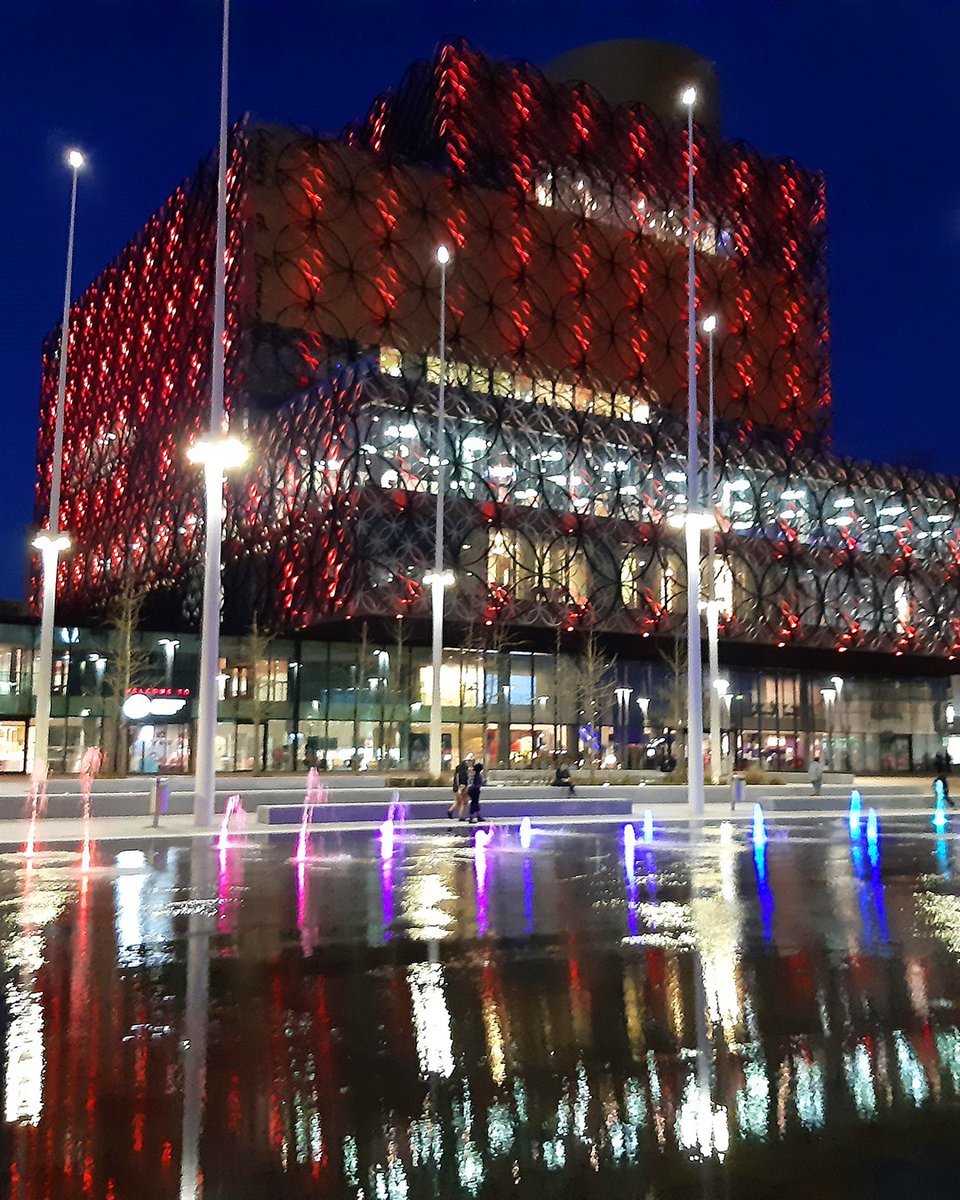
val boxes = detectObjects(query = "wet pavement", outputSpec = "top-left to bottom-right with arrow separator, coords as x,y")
5,813 -> 960,1197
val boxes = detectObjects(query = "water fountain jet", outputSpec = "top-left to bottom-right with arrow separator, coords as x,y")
751,803 -> 767,848
848,789 -> 863,838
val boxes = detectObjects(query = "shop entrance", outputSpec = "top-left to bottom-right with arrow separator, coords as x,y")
128,723 -> 191,773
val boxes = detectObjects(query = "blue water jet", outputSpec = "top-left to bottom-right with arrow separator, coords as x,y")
752,804 -> 767,848
866,807 -> 879,846
623,824 -> 636,872
848,789 -> 862,838
933,781 -> 948,833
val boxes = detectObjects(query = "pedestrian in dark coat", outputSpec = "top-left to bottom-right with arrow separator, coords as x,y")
467,762 -> 486,824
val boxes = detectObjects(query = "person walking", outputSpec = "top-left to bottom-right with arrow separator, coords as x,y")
448,759 -> 469,820
467,761 -> 486,824
808,754 -> 824,797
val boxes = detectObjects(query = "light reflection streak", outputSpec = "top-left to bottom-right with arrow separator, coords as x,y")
380,846 -> 395,940
180,841 -> 214,1200
753,841 -> 774,942
114,850 -> 147,967
521,854 -> 534,936
3,872 -> 69,1126
407,962 -> 455,1078
845,1041 -> 877,1118
475,844 -> 489,937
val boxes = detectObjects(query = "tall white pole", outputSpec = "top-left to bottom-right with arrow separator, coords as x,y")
428,248 -> 449,778
194,0 -> 231,826
682,88 -> 705,815
705,322 -> 722,784
33,151 -> 84,775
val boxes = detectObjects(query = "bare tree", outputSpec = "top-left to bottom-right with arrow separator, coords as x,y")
568,631 -> 616,782
102,582 -> 154,775
654,638 -> 688,767
238,615 -> 275,773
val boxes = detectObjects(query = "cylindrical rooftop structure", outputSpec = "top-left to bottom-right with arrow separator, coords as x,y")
544,39 -> 720,137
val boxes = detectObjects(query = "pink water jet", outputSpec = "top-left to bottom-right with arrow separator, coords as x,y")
23,761 -> 48,861
296,804 -> 313,864
295,769 -> 326,862
218,795 -> 245,854
78,747 -> 103,823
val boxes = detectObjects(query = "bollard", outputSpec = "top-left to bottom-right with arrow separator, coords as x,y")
730,773 -> 745,812
150,777 -> 170,827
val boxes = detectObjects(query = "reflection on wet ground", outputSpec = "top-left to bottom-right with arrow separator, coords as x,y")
5,817 -> 960,1196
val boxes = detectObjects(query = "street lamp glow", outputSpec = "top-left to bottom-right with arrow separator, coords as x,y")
668,510 -> 715,530
32,531 -> 71,555
66,149 -> 85,170
186,433 -> 249,470
702,314 -> 718,334
424,570 -> 454,588
436,244 -> 451,265
681,85 -> 697,107
830,674 -> 844,698
713,677 -> 730,697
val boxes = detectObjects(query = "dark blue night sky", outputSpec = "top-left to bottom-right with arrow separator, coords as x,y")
2,0 -> 958,599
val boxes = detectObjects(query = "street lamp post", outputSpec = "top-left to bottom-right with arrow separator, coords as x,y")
702,313 -> 721,784
831,674 -> 845,770
614,685 -> 633,763
682,85 -> 705,815
820,686 -> 836,769
190,0 -> 247,826
427,245 -> 453,778
33,147 -> 85,776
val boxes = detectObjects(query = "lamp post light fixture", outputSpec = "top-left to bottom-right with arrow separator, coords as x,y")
428,244 -> 451,778
158,638 -> 180,688
33,147 -> 86,776
681,83 -> 705,815
702,313 -> 722,783
190,0 -> 248,827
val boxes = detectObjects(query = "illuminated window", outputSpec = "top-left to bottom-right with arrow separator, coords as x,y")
380,347 -> 402,377
621,552 -> 647,608
488,530 -> 515,589
418,662 -> 483,707
52,657 -> 69,696
895,581 -> 913,629
255,659 -> 289,702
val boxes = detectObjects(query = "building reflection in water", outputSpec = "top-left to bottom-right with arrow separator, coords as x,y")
3,828 -> 960,1195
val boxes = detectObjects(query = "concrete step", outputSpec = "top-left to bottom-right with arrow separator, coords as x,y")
258,794 -> 640,825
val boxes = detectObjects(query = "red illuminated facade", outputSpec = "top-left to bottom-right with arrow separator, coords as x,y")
31,38 -> 960,678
